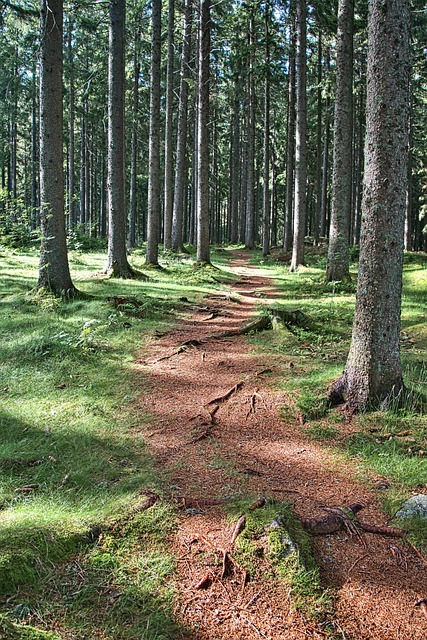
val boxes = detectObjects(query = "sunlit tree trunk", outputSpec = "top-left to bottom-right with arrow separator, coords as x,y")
330,0 -> 410,409
105,0 -> 134,277
146,0 -> 162,265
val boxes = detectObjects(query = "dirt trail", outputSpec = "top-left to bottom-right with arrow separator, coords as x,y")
135,251 -> 427,640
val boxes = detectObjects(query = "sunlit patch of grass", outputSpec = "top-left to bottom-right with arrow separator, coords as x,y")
0,247 -> 232,638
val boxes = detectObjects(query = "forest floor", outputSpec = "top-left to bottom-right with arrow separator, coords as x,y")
134,250 -> 427,640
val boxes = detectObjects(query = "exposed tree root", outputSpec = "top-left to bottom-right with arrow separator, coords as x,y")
230,515 -> 246,545
300,503 -> 406,541
207,382 -> 244,406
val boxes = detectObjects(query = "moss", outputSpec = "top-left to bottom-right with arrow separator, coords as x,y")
0,616 -> 61,639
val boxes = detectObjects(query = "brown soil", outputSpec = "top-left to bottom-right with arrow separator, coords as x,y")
134,251 -> 427,640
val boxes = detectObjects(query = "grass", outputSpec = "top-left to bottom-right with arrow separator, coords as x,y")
0,244 -> 236,639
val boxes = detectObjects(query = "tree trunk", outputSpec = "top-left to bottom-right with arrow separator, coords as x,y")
163,0 -> 175,250
244,6 -> 256,250
330,0 -> 411,409
326,0 -> 354,282
289,0 -> 307,271
37,0 -> 76,297
313,30 -> 322,246
195,0 -> 210,264
128,20 -> 141,248
262,2 -> 270,257
105,0 -> 134,277
284,2 -> 296,252
172,0 -> 193,252
146,0 -> 162,266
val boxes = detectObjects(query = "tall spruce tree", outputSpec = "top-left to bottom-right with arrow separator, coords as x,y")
330,0 -> 411,408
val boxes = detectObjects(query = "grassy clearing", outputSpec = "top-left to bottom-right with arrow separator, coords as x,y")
0,245 -> 235,639
250,248 -> 427,549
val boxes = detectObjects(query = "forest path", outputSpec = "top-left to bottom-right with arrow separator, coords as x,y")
134,250 -> 427,640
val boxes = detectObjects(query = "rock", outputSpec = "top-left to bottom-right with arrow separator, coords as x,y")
395,494 -> 427,520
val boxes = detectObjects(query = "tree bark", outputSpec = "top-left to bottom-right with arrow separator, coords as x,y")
172,0 -> 193,252
284,2 -> 296,252
289,0 -> 307,272
262,2 -> 270,258
196,0 -> 210,264
326,0 -> 354,282
146,0 -> 162,266
37,0 -> 76,297
244,6 -> 256,250
105,0 -> 134,277
330,0 -> 411,409
128,19 -> 141,248
163,0 -> 175,250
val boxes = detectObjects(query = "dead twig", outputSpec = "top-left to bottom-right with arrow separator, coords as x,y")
406,540 -> 427,568
348,553 -> 369,574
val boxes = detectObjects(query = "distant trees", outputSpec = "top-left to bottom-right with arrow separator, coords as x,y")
0,0 -> 426,264
330,0 -> 411,408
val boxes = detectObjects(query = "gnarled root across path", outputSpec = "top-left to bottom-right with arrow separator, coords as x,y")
134,251 -> 427,640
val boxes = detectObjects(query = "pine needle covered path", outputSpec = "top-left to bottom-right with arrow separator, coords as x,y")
134,251 -> 427,640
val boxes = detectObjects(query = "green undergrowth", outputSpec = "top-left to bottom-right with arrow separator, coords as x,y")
250,248 -> 427,550
0,245 -> 234,638
230,499 -> 331,620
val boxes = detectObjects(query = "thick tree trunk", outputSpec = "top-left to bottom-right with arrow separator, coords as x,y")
289,0 -> 307,271
195,0 -> 210,264
146,0 -> 162,266
105,0 -> 134,277
172,0 -> 193,252
326,0 -> 354,282
330,0 -> 411,410
163,0 -> 175,250
37,0 -> 76,297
